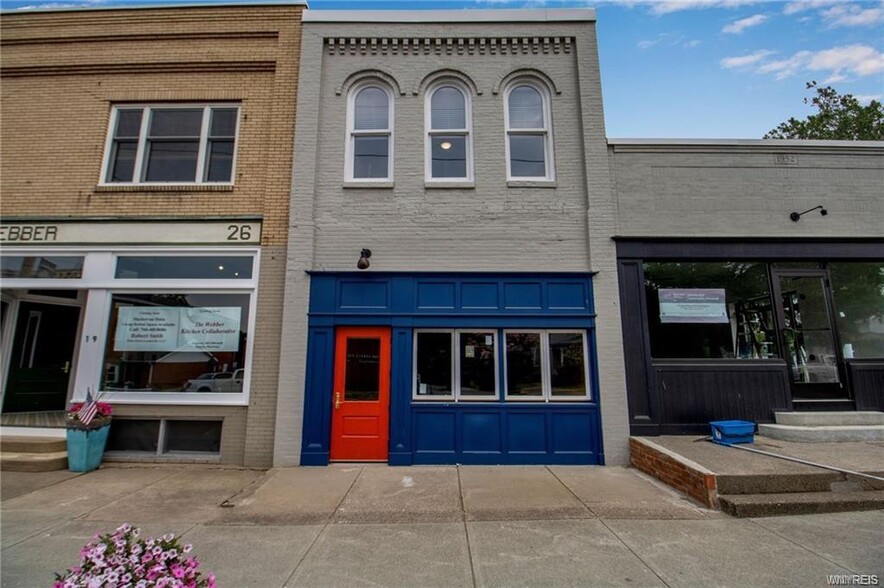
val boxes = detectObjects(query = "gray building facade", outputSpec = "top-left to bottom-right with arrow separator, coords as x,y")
608,140 -> 884,434
275,9 -> 631,466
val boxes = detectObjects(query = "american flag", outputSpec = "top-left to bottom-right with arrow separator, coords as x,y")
77,388 -> 99,426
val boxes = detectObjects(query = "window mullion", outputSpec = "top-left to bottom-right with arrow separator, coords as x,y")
196,107 -> 210,183
540,330 -> 551,402
132,107 -> 150,183
452,330 -> 460,402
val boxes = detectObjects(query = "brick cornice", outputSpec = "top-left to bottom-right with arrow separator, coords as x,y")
1,61 -> 276,78
1,31 -> 278,47
325,36 -> 573,56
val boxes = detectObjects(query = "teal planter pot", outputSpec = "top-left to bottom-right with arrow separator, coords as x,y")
67,424 -> 110,472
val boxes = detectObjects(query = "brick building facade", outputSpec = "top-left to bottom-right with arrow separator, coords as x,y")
0,3 -> 304,466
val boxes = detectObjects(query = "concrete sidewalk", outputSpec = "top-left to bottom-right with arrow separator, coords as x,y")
2,465 -> 882,587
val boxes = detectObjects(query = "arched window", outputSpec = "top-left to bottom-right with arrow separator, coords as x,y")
347,83 -> 393,181
504,81 -> 554,180
426,83 -> 472,181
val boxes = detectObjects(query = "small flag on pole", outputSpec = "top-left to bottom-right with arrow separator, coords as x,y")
77,388 -> 99,426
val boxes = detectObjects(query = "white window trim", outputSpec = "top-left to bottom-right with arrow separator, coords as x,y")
345,82 -> 394,183
503,329 -> 590,402
0,247 -> 259,407
412,329 -> 499,401
99,103 -> 241,187
503,80 -> 555,182
424,82 -> 474,183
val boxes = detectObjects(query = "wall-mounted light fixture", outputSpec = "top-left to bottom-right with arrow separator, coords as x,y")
357,248 -> 372,270
790,205 -> 828,222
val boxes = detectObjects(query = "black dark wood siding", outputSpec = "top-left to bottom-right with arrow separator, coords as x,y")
654,361 -> 792,434
849,361 -> 884,410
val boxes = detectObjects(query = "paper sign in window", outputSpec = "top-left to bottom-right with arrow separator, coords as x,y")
114,306 -> 241,352
659,289 -> 728,324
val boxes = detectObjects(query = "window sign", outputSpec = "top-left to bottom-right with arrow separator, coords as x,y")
659,289 -> 728,324
115,306 -> 241,352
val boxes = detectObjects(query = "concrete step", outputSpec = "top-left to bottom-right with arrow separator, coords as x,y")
716,471 -> 884,494
774,411 -> 884,426
758,424 -> 884,442
719,490 -> 884,518
0,436 -> 67,454
0,450 -> 68,472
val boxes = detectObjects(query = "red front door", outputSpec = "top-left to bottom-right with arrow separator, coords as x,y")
329,327 -> 391,461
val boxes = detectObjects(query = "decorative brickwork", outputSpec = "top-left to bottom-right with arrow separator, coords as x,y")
630,437 -> 719,509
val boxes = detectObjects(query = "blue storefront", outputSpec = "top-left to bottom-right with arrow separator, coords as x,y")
300,272 -> 604,466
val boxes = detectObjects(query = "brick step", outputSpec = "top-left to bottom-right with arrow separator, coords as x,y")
774,411 -> 884,427
0,436 -> 67,454
719,490 -> 884,518
0,451 -> 68,472
757,424 -> 884,443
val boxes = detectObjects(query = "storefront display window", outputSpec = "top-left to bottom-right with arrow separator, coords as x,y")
102,293 -> 249,393
504,330 -> 589,400
413,330 -> 498,400
116,256 -> 253,280
830,262 -> 884,359
644,262 -> 777,359
1,256 -> 84,279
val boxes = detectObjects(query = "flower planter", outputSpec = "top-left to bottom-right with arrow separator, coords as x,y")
66,423 -> 111,473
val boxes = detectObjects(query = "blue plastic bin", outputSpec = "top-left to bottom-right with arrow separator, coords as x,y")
709,420 -> 755,446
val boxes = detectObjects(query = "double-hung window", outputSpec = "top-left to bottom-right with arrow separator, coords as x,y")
413,330 -> 497,400
504,330 -> 589,400
426,84 -> 472,182
103,105 -> 239,185
504,82 -> 554,180
347,84 -> 393,181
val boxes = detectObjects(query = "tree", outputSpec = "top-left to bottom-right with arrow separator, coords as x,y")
764,81 -> 884,140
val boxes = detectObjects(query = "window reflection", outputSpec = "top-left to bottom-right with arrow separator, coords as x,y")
831,262 -> 884,359
644,262 -> 777,359
102,293 -> 249,393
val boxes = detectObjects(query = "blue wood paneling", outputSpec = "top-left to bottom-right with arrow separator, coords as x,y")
409,404 -> 601,465
504,283 -> 543,309
340,280 -> 388,309
461,283 -> 499,309
417,281 -> 455,309
302,272 -> 603,466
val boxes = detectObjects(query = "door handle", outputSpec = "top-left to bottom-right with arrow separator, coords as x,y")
62,361 -> 70,374
334,392 -> 341,410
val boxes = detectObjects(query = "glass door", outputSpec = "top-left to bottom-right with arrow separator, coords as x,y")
773,270 -> 846,400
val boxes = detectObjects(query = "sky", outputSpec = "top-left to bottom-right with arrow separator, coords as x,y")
2,0 -> 883,138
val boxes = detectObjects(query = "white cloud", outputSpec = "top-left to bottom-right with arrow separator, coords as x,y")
721,49 -> 776,69
647,0 -> 765,15
15,0 -> 106,8
723,14 -> 769,33
782,0 -> 841,15
729,44 -> 884,81
820,2 -> 884,27
809,44 -> 884,76
638,39 -> 661,49
854,93 -> 883,104
684,39 -> 702,48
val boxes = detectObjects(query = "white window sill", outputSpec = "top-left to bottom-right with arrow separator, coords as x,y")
424,181 -> 475,190
507,180 -> 557,188
343,181 -> 394,189
95,184 -> 235,193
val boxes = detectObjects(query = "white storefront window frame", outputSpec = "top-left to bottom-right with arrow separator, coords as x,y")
0,246 -> 259,407
503,329 -> 591,402
412,328 -> 499,401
